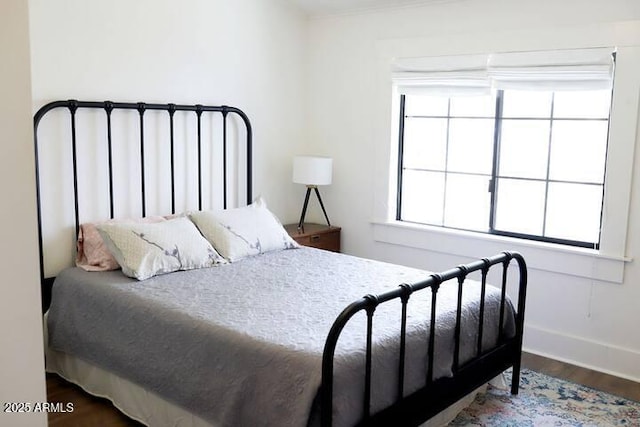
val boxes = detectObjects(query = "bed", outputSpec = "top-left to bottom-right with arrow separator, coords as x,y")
35,99 -> 528,427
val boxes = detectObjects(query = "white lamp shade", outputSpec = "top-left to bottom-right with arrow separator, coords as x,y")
293,156 -> 333,186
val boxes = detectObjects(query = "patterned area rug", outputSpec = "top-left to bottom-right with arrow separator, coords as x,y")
449,369 -> 640,426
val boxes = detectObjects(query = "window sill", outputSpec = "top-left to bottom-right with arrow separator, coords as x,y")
372,220 -> 630,283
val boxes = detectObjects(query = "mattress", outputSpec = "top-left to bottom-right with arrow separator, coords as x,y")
46,247 -> 514,427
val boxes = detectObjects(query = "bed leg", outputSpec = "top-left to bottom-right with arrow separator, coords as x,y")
511,360 -> 521,395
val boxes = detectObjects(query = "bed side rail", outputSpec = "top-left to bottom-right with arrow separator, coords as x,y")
320,251 -> 527,427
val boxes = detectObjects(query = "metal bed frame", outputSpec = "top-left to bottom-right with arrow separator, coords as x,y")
322,251 -> 527,426
34,99 -> 527,427
34,99 -> 253,311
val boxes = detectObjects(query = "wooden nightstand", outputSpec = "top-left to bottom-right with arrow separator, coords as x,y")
284,223 -> 341,253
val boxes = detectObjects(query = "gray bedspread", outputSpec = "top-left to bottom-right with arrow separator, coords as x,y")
47,247 -> 515,427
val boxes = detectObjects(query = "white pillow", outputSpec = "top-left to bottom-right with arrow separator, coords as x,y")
97,217 -> 226,280
189,197 -> 298,262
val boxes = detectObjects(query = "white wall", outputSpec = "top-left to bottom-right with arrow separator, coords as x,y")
0,1 -> 47,426
24,0 -> 640,396
307,0 -> 640,381
22,0 -> 307,416
29,0 -> 308,224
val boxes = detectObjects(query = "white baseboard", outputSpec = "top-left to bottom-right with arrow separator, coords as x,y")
523,324 -> 640,383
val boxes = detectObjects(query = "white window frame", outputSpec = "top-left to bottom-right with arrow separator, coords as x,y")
397,87 -> 612,248
371,22 -> 640,283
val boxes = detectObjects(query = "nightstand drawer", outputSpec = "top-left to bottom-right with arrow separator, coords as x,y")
295,232 -> 340,252
284,223 -> 341,253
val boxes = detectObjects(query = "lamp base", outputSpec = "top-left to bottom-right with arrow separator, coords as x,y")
298,186 -> 331,232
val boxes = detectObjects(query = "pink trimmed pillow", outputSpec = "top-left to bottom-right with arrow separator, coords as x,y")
76,216 -> 166,271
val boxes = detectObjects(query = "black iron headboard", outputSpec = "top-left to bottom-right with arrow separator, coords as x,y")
34,100 -> 253,310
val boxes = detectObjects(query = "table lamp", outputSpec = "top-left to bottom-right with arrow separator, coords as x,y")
293,156 -> 333,231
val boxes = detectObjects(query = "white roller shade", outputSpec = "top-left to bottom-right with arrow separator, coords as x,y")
487,47 -> 615,90
392,48 -> 615,96
392,54 -> 490,96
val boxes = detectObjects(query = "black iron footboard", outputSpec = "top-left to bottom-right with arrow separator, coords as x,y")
321,251 -> 527,426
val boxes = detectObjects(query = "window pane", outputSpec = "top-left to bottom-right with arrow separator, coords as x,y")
443,173 -> 490,232
405,95 -> 449,116
553,90 -> 612,119
545,183 -> 603,244
502,90 -> 552,118
450,94 -> 496,117
549,120 -> 608,183
403,118 -> 448,170
499,119 -> 550,179
400,170 -> 445,225
494,178 -> 546,236
447,118 -> 495,174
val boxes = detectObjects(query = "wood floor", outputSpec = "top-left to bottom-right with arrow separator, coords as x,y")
46,352 -> 639,426
47,373 -> 142,427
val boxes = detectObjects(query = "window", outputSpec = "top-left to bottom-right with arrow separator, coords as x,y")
395,49 -> 614,249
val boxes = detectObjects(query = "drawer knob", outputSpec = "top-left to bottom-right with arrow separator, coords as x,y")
311,235 -> 320,241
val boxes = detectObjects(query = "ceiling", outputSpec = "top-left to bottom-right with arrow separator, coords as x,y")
288,0 -> 448,16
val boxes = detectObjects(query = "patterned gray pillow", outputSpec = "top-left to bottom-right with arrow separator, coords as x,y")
97,217 -> 226,280
189,197 -> 298,262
